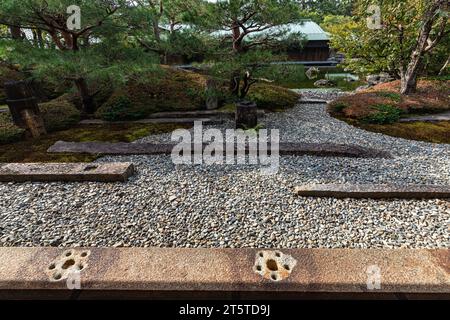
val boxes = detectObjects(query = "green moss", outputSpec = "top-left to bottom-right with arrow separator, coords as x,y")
0,123 -> 188,163
357,121 -> 450,144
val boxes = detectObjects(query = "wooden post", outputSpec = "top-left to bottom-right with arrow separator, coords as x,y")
4,81 -> 47,138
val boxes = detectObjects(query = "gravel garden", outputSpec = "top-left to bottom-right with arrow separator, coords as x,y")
0,89 -> 448,249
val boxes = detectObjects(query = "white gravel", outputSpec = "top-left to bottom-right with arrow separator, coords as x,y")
0,95 -> 449,248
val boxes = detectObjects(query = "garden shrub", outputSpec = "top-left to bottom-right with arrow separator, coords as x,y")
96,95 -> 146,121
39,98 -> 81,131
363,104 -> 403,124
96,67 -> 206,121
247,83 -> 300,111
377,91 -> 401,102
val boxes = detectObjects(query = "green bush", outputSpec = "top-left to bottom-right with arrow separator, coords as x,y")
0,112 -> 25,144
377,91 -> 402,102
96,95 -> 147,121
333,102 -> 347,113
39,98 -> 81,131
247,84 -> 300,111
363,104 -> 403,124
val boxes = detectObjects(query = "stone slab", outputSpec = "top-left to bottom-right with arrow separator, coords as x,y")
399,112 -> 450,123
0,162 -> 135,182
79,118 -> 223,125
294,183 -> 450,199
0,248 -> 447,297
149,110 -> 266,119
48,141 -> 392,159
298,99 -> 329,104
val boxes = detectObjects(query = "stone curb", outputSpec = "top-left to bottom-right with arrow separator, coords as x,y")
79,118 -> 224,126
294,184 -> 450,199
0,248 -> 448,297
0,163 -> 135,183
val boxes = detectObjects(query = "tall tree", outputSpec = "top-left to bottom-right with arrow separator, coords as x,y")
0,0 -> 142,114
328,0 -> 449,95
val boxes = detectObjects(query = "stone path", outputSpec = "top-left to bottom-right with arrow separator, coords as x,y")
399,111 -> 450,123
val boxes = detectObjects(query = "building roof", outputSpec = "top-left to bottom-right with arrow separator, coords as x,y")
279,20 -> 330,41
211,20 -> 329,42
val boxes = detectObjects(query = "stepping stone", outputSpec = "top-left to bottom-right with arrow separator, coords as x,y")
294,184 -> 450,199
399,111 -> 450,123
48,141 -> 391,159
0,162 -> 135,183
79,118 -> 223,125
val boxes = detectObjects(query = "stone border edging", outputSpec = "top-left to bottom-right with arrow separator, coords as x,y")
0,162 -> 135,182
79,118 -> 224,126
294,183 -> 450,199
0,248 -> 448,297
47,141 -> 392,159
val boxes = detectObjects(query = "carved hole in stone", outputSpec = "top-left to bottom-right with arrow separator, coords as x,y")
80,252 -> 88,258
284,264 -> 290,271
65,251 -> 72,257
48,264 -> 56,270
271,274 -> 278,281
54,273 -> 62,280
259,252 -> 264,258
266,259 -> 278,271
256,265 -> 262,271
84,165 -> 98,172
275,252 -> 281,257
62,259 -> 75,270
77,263 -> 84,271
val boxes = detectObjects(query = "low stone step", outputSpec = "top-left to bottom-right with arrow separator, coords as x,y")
399,112 -> 450,123
0,162 -> 135,183
294,184 -> 450,199
48,141 -> 391,159
148,110 -> 266,119
298,99 -> 329,104
79,118 -> 223,125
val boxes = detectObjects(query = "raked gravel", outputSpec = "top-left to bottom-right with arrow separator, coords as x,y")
0,94 -> 449,248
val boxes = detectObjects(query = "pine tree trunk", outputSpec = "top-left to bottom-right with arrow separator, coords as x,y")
75,78 -> 95,115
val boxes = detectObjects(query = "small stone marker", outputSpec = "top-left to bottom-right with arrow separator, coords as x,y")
4,80 -> 47,138
0,162 -> 135,183
294,184 -> 450,199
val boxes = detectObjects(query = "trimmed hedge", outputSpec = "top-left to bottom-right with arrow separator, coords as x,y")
247,83 -> 300,111
39,98 -> 81,132
96,68 -> 206,121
